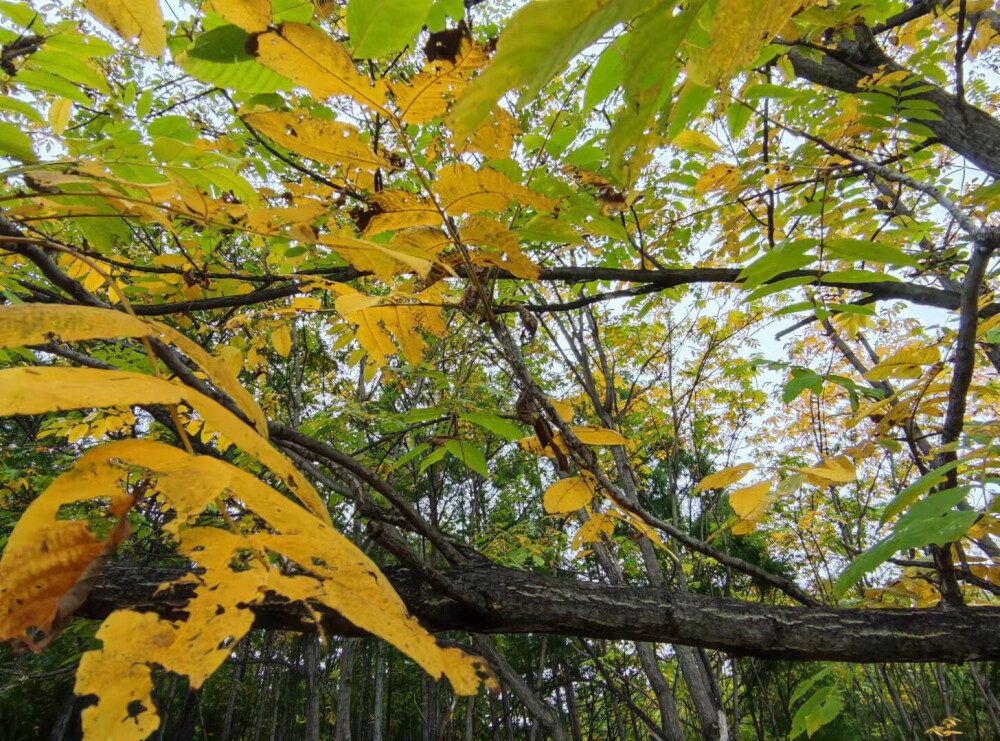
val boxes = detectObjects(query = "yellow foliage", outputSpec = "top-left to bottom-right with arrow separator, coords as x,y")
272,324 -> 292,357
209,0 -> 271,32
671,130 -> 721,154
864,345 -> 940,382
460,215 -> 540,279
0,445 -> 136,650
363,190 -> 441,236
573,511 -> 615,548
729,480 -> 772,520
437,163 -> 557,216
254,22 -> 390,115
791,456 -> 857,486
689,0 -> 816,87
84,0 -> 165,57
0,304 -> 268,438
391,37 -> 491,124
0,366 -> 327,522
696,463 -> 754,491
6,442 -> 493,739
334,286 -> 446,368
543,475 -> 598,514
243,111 -> 391,179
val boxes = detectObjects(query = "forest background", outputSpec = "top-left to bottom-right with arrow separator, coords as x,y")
1,0 -> 1000,738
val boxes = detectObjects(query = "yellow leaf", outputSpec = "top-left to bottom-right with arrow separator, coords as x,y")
573,512 -> 615,548
543,475 -> 597,515
694,164 -> 739,195
695,463 -> 754,491
254,22 -> 390,114
334,286 -> 446,368
570,426 -> 630,446
213,345 -> 243,379
0,305 -> 269,439
864,345 -> 940,381
729,480 -> 771,520
437,163 -> 557,216
0,444 -> 136,649
791,455 -> 857,485
209,0 -> 271,32
362,190 -> 441,236
460,215 -> 539,279
242,111 -> 391,176
48,99 -> 72,135
671,129 -> 721,154
0,367 -> 327,522
548,397 -> 574,423
272,324 -> 292,357
453,106 -> 520,159
688,0 -> 815,87
84,0 -> 166,56
391,37 -> 490,124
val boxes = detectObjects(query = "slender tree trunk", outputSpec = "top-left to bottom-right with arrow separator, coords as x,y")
268,667 -> 283,741
528,635 -> 549,741
473,634 -> 570,741
465,695 -> 476,741
221,644 -> 248,741
305,634 -> 322,741
970,663 -> 1000,737
336,637 -> 359,741
878,665 -> 917,740
635,642 -> 684,740
677,645 -> 728,740
373,641 -> 385,741
563,662 -> 583,741
175,688 -> 200,741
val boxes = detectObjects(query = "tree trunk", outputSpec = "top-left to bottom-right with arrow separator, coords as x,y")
373,641 -> 385,741
305,634 -> 322,741
336,637 -> 359,741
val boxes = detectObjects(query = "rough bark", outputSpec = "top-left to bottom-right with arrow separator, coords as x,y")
81,564 -> 1000,663
788,37 -> 1000,178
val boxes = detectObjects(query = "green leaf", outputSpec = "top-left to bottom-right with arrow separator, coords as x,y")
0,95 -> 43,123
443,439 -> 488,477
15,69 -> 92,105
782,369 -> 822,403
835,506 -> 978,597
451,0 -> 657,137
28,50 -> 109,94
880,461 -> 962,524
175,25 -> 291,94
418,445 -> 449,473
460,412 -> 523,441
0,121 -> 35,162
820,270 -> 899,284
824,238 -> 920,268
390,443 -> 429,470
583,40 -> 624,111
346,0 -> 432,59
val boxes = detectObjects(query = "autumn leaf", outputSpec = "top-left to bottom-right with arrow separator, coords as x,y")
437,163 -> 557,216
544,475 -> 598,514
392,37 -> 490,124
696,463 -> 755,491
254,22 -> 391,115
792,456 -> 857,486
242,111 -> 392,176
209,0 -> 271,32
84,0 -> 165,57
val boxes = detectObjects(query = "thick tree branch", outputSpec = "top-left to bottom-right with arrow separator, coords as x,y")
81,564 -> 1000,663
787,35 -> 1000,178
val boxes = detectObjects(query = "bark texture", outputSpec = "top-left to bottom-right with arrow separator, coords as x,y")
80,564 -> 1000,663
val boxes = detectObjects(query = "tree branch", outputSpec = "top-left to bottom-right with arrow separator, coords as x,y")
80,564 -> 1000,663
